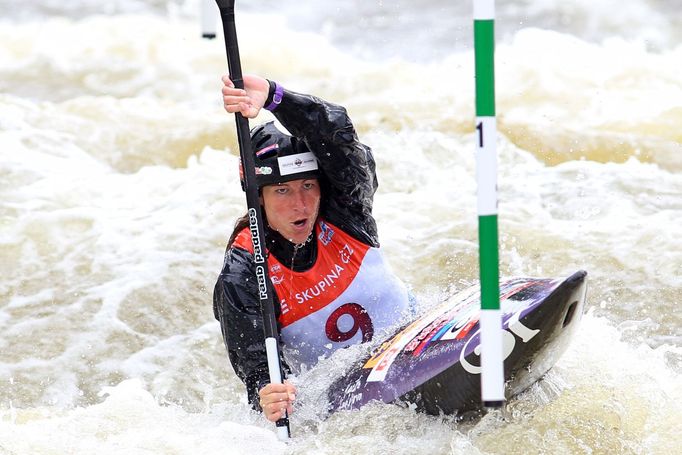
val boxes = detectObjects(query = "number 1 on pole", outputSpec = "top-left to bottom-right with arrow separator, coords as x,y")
473,0 -> 505,408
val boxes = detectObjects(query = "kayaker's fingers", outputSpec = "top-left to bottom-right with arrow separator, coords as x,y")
221,74 -> 234,88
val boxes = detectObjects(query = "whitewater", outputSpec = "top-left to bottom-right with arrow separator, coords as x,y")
1,0 -> 680,453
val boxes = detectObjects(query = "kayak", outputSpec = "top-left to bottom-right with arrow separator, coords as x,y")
327,270 -> 588,415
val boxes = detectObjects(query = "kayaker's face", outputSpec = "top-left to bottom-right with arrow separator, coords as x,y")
262,178 -> 321,244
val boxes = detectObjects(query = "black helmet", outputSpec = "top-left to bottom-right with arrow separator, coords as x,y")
239,121 -> 320,191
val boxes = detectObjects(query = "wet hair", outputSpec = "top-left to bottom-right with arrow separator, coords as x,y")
227,212 -> 250,249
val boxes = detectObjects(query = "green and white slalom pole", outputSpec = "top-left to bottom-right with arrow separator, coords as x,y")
201,0 -> 217,39
473,0 -> 505,408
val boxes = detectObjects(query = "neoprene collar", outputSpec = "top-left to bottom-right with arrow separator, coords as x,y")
264,223 -> 317,272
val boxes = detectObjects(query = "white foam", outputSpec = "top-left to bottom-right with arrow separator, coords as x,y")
0,6 -> 680,454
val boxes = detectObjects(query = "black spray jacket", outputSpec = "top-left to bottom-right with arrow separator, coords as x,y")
213,88 -> 379,408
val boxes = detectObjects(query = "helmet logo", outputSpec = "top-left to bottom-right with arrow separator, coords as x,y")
255,143 -> 279,158
256,166 -> 273,175
278,152 -> 319,176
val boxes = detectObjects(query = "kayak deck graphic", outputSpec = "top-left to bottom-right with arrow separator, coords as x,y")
328,271 -> 588,415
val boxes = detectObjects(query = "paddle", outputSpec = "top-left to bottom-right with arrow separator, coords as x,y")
214,0 -> 291,441
473,0 -> 505,408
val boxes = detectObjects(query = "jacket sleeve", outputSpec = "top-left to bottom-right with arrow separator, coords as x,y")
212,245 -> 290,409
272,88 -> 380,247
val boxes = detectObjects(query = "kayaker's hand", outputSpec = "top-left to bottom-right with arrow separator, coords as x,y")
258,381 -> 296,422
222,74 -> 270,118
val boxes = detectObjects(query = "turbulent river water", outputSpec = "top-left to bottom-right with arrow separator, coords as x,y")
1,0 -> 680,453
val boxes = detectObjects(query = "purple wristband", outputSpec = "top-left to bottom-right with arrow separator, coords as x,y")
265,82 -> 283,111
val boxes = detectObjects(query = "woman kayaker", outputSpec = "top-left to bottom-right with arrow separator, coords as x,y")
213,74 -> 413,422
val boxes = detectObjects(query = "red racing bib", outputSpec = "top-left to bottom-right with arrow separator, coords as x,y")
233,219 -> 413,369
